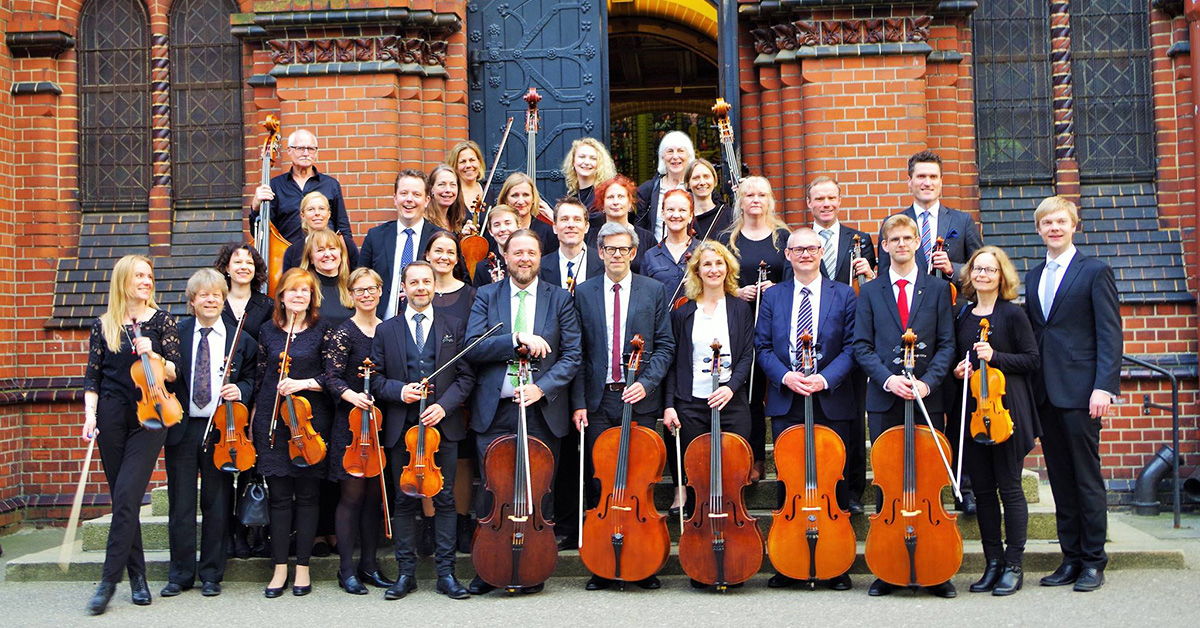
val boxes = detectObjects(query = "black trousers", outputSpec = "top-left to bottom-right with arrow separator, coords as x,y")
748,364 -> 767,461
869,401 -> 946,439
772,395 -> 855,510
164,417 -> 235,585
96,397 -> 169,583
476,402 -> 561,524
963,436 -> 1028,566
845,372 -> 868,501
266,475 -> 321,566
392,435 -> 459,577
1038,403 -> 1107,569
553,419 -> 583,539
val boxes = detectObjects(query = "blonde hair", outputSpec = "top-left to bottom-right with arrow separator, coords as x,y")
880,214 -> 919,241
1034,195 -> 1080,226
299,191 -> 331,235
101,255 -> 158,353
299,229 -> 352,307
725,176 -> 789,256
561,137 -> 617,195
497,172 -> 541,226
272,268 -> 322,329
446,140 -> 486,181
185,268 -> 229,315
959,245 -> 1021,302
684,241 -> 741,301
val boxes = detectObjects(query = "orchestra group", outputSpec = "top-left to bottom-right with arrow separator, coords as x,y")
79,110 -> 1122,615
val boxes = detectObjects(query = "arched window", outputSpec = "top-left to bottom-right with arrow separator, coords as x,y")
78,0 -> 151,209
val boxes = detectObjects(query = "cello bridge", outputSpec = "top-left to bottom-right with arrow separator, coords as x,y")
801,506 -> 821,512
900,509 -> 922,517
610,505 -> 632,512
508,515 -> 528,523
708,513 -> 728,519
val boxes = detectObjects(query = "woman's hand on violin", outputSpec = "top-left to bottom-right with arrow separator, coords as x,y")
572,409 -> 588,431
132,336 -> 154,356
621,383 -> 647,405
277,377 -> 307,396
662,408 -> 680,433
343,390 -> 373,410
461,221 -> 480,236
737,284 -> 758,302
707,385 -> 733,410
953,358 -> 972,380
400,383 -> 425,404
852,258 -> 876,280
420,403 -> 446,426
219,384 -> 242,402
513,384 -> 544,407
538,199 -> 554,223
82,417 -> 97,441
973,341 -> 994,363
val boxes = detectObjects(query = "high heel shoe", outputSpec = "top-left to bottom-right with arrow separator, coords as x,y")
264,578 -> 289,599
970,559 -> 1004,593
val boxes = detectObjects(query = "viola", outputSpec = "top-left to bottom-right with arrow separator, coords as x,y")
344,357 -> 392,539
767,332 -> 855,585
399,379 -> 444,498
472,345 -> 558,593
487,251 -> 506,284
269,318 -> 325,467
969,318 -> 1013,445
211,313 -> 255,472
580,335 -> 669,584
849,234 -> 865,296
128,320 -> 183,430
930,236 -> 957,305
462,117 -> 515,280
523,88 -> 554,228
565,275 -> 576,297
253,115 -> 290,295
865,329 -> 963,589
679,340 -> 763,591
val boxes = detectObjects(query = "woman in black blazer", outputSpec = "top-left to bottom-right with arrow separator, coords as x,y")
215,243 -> 274,340
951,246 -> 1041,596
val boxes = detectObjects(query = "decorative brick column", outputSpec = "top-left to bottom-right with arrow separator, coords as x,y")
1049,0 -> 1081,201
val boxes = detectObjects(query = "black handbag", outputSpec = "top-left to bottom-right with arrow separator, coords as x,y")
237,474 -> 270,527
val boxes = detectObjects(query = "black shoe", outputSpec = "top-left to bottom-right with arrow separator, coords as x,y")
456,514 -> 475,554
556,534 -> 574,552
468,575 -> 495,595
87,581 -> 117,615
130,574 -> 152,606
264,578 -> 288,599
585,575 -> 613,591
826,574 -> 852,591
847,499 -> 864,515
1073,567 -> 1104,592
1040,562 -> 1081,587
385,575 -> 418,600
636,575 -> 661,590
767,573 -> 797,589
993,566 -> 1023,596
925,581 -> 957,598
970,559 -> 1004,593
689,578 -> 707,589
311,541 -> 331,557
417,518 -> 435,558
437,575 -> 471,599
201,582 -> 222,597
521,582 -> 545,594
960,492 -> 977,515
159,582 -> 190,597
868,578 -> 894,597
357,569 -> 395,588
233,532 -> 251,559
339,575 -> 369,595
292,583 -> 312,596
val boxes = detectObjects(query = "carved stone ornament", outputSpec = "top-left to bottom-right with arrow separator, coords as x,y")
751,14 -> 937,62
265,35 -> 451,68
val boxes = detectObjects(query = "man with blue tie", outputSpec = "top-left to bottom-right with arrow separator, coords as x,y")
756,228 -> 858,591
540,197 -> 602,292
1024,196 -> 1121,593
360,169 -> 445,319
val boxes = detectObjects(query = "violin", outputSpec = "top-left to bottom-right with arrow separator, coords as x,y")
580,335 -> 669,584
253,115 -> 290,296
930,236 -> 957,305
523,88 -> 554,228
487,251 -> 506,284
767,332 -> 855,585
849,234 -> 865,296
399,379 -> 444,498
565,275 -> 576,297
679,340 -> 763,591
269,318 -> 326,467
211,313 -> 254,472
344,358 -> 392,538
670,251 -> 694,311
128,320 -> 183,430
968,318 -> 1013,445
472,345 -> 558,593
462,117 -> 515,280
865,329 -> 962,589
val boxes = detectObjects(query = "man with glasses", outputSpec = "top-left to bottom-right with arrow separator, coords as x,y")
251,128 -> 352,242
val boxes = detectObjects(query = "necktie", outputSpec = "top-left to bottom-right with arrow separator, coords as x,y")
895,278 -> 910,330
386,228 -> 417,320
566,260 -> 576,284
510,289 -> 529,386
193,327 -> 212,407
1042,260 -> 1059,320
413,312 -> 426,352
401,227 -> 415,270
611,284 -> 623,382
819,229 -> 836,278
919,211 -> 933,266
795,286 -> 813,367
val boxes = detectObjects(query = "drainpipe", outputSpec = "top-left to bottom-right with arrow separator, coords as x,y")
1188,2 -> 1200,432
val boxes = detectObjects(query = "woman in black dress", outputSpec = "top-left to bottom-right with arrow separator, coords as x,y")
299,228 -> 355,329
281,191 -> 359,273
718,175 -> 792,482
586,175 -> 654,273
951,246 -> 1040,596
325,268 -> 394,594
686,158 -> 732,241
215,243 -> 273,340
82,255 -> 181,615
253,268 -> 334,598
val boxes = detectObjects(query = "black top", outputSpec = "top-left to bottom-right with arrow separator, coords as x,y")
281,232 -> 359,275
434,283 -> 476,323
252,168 -> 351,243
316,271 -> 354,329
85,310 -> 182,405
252,320 -> 334,478
694,202 -> 733,241
222,292 -> 274,341
577,185 -> 595,212
324,318 -> 377,481
720,227 -> 791,289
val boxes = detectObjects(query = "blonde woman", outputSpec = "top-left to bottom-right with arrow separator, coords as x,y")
299,229 -> 354,328
561,137 -> 616,211
282,191 -> 358,273
686,158 -> 732,240
495,172 -> 557,253
447,140 -> 486,210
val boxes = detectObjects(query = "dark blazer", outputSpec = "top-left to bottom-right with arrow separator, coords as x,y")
820,224 -> 878,286
634,176 -> 664,235
221,292 -> 273,341
168,317 -> 258,447
876,204 -> 983,285
665,297 -> 753,408
540,247 -> 603,290
757,278 -> 859,420
358,219 -> 445,318
370,312 -> 474,447
852,270 -> 955,413
640,238 -> 700,303
281,232 -> 359,275
1024,252 -> 1122,409
464,279 -> 583,437
573,273 -> 675,415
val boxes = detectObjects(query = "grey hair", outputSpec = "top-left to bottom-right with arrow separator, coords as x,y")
597,221 -> 639,250
656,131 -> 696,175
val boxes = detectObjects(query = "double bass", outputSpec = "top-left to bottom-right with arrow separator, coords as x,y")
128,320 -> 183,430
969,319 -> 1013,445
767,332 -> 855,586
343,358 -> 392,538
462,117 -> 515,279
865,329 -> 963,590
679,340 -> 763,591
712,98 -> 742,195
580,335 -> 670,585
253,115 -> 290,295
472,345 -> 557,594
523,88 -> 554,228
211,313 -> 254,472
269,317 -> 326,467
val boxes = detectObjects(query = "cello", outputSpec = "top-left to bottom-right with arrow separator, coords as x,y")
523,87 -> 554,228
472,345 -> 558,594
269,316 -> 326,467
767,332 -> 856,586
580,335 -> 670,586
968,318 -> 1014,445
253,115 -> 291,295
679,340 -> 763,591
865,329 -> 963,590
343,358 -> 391,538
462,117 -> 515,279
210,312 -> 255,472
128,320 -> 183,430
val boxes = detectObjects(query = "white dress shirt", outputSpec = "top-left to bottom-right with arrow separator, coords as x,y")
691,299 -> 731,398
914,200 -> 941,254
501,277 -> 539,398
386,218 -> 427,320
884,266 -> 920,392
189,318 -> 227,418
1038,244 -> 1077,312
603,272 -> 633,384
559,248 -> 587,290
404,304 -> 434,349
787,276 -> 829,389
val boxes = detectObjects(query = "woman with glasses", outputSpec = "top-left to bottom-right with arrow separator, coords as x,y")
951,246 -> 1040,596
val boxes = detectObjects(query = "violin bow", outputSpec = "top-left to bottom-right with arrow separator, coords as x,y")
956,350 -> 971,490
906,372 -> 963,499
577,420 -> 585,549
58,434 -> 97,572
422,322 -> 504,383
476,117 -> 515,231
269,314 -> 297,449
674,426 -> 684,536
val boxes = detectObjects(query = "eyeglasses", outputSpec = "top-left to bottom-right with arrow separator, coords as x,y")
288,146 -> 318,153
351,286 -> 382,296
971,266 -> 1000,277
786,245 -> 822,256
601,246 -> 634,257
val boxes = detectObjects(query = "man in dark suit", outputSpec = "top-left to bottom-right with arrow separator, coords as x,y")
359,168 -> 444,320
853,214 -> 956,598
541,197 -> 603,292
571,222 -> 675,590
371,260 -> 475,600
808,176 -> 876,515
162,269 -> 257,599
1024,196 -> 1121,593
463,228 -> 583,595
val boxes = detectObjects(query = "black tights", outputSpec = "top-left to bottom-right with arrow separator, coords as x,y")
335,476 -> 383,579
267,475 -> 321,566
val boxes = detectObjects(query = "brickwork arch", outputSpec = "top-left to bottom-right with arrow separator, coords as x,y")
609,0 -> 717,40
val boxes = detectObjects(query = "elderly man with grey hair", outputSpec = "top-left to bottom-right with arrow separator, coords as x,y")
636,130 -> 696,240
251,128 -> 352,242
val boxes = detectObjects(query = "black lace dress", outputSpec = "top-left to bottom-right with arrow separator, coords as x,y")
324,319 -> 378,481
252,320 -> 334,479
84,309 -> 183,405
